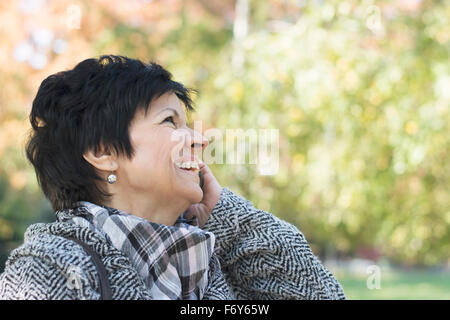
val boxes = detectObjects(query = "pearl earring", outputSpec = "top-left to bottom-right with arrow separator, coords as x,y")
107,172 -> 117,184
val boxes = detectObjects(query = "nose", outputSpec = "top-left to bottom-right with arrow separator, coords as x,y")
172,128 -> 208,162
189,128 -> 209,152
182,128 -> 208,160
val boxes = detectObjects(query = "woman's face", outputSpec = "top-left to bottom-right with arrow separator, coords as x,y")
114,91 -> 208,211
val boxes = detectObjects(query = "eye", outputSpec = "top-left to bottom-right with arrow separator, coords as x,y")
162,116 -> 176,126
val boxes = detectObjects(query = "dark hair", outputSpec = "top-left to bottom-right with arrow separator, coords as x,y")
25,55 -> 196,212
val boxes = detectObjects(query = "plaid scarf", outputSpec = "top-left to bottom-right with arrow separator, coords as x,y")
55,201 -> 216,300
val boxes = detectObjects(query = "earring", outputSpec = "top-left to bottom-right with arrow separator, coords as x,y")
107,172 -> 117,184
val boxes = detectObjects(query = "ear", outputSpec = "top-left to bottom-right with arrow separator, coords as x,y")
83,145 -> 118,172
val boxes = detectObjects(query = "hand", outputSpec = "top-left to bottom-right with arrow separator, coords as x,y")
184,161 -> 222,228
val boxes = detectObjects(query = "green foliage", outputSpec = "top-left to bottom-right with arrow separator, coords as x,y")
337,269 -> 450,299
171,0 -> 450,266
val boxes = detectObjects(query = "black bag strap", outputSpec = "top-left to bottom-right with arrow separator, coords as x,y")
65,236 -> 113,300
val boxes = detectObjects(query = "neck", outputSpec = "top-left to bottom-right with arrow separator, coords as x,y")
103,190 -> 188,226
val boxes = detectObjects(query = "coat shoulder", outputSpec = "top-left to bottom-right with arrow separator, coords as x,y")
1,221 -> 151,300
0,228 -> 101,299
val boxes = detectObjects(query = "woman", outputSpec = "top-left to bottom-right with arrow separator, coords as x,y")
0,55 -> 345,300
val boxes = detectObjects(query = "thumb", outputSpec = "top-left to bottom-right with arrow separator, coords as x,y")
198,161 -> 222,207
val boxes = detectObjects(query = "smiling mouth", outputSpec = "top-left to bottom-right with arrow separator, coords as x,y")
176,166 -> 199,174
174,159 -> 200,173
174,163 -> 200,176
175,165 -> 201,183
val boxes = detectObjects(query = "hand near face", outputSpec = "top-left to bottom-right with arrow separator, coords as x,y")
184,161 -> 222,228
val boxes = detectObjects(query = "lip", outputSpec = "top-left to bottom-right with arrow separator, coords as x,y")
173,155 -> 200,165
174,162 -> 200,179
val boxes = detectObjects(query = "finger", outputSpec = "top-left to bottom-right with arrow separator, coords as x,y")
183,209 -> 194,219
198,159 -> 206,169
198,161 -> 214,183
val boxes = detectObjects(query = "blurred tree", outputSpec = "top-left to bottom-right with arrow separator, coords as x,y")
189,0 -> 450,266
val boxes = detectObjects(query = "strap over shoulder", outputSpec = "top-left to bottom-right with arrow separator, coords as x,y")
63,236 -> 112,300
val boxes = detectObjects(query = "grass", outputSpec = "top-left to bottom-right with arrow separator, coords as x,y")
335,269 -> 450,300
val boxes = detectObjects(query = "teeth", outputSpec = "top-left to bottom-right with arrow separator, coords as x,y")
175,161 -> 199,170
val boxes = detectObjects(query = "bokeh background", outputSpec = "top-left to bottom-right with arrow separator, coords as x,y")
0,0 -> 449,299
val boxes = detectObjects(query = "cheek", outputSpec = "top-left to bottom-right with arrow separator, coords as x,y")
128,131 -> 177,183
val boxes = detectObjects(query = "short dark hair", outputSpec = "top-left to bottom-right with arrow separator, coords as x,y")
25,55 -> 196,212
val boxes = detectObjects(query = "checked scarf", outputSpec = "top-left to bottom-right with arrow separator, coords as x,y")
55,201 -> 217,300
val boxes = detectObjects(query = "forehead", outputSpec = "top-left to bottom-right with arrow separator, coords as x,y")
148,92 -> 183,114
135,91 -> 185,121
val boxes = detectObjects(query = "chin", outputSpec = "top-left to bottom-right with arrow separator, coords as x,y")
172,165 -> 203,204
188,185 -> 204,204
177,184 -> 203,205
